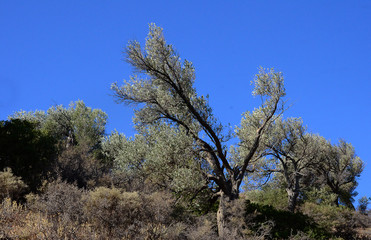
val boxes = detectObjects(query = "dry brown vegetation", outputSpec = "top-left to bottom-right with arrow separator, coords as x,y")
0,177 -> 369,239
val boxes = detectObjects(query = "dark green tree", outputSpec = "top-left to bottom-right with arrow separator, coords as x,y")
357,196 -> 369,214
11,101 -> 109,188
0,119 -> 56,192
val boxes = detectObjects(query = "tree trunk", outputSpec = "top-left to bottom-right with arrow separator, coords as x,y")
217,192 -> 228,239
334,195 -> 339,206
286,174 -> 301,212
286,188 -> 299,212
217,184 -> 239,239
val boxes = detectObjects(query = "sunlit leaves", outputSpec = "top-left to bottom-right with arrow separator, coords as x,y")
11,100 -> 108,149
103,124 -> 205,196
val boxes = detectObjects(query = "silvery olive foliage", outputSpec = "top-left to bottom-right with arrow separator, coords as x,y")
143,124 -> 205,194
109,24 -> 365,237
10,110 -> 47,128
102,131 -> 148,177
317,138 -> 364,209
103,124 -> 208,200
11,100 -> 107,149
111,24 -> 286,202
262,117 -> 322,211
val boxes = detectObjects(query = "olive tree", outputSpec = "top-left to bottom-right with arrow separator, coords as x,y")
317,139 -> 364,209
112,24 -> 285,237
264,117 -> 321,212
11,100 -> 107,150
103,123 -> 215,211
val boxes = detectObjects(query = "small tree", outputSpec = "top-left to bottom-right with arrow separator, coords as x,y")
264,117 -> 321,212
357,196 -> 369,215
112,24 -> 286,237
317,139 -> 364,209
0,119 -> 55,192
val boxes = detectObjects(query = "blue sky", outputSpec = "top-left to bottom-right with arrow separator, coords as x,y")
1,1 -> 370,205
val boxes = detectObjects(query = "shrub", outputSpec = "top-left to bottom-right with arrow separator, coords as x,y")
186,215 -> 218,240
244,188 -> 288,210
142,191 -> 174,223
0,197 -> 97,239
84,187 -> 144,238
94,170 -> 151,192
244,200 -> 330,239
0,198 -> 54,239
304,187 -> 338,206
0,197 -> 24,238
222,197 -> 251,238
301,202 -> 369,239
28,179 -> 86,224
84,187 -> 177,239
0,168 -> 28,201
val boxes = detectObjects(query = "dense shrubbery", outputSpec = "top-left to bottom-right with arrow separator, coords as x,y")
244,201 -> 329,239
1,179 -> 369,239
301,202 -> 370,239
244,187 -> 288,211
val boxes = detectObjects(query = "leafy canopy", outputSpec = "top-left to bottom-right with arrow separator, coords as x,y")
112,24 -> 286,200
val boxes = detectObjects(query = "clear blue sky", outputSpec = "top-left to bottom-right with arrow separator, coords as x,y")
1,1 -> 370,205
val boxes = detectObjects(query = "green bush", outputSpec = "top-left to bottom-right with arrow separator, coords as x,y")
244,200 -> 330,239
301,202 -> 368,239
244,187 -> 288,210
